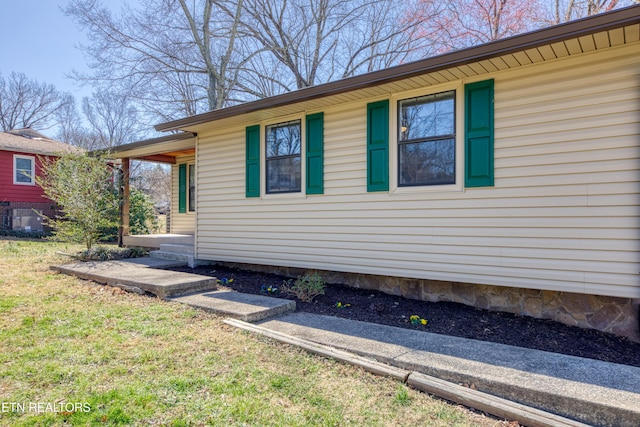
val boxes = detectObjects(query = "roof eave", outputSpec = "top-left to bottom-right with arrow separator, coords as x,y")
0,146 -> 80,156
91,132 -> 196,159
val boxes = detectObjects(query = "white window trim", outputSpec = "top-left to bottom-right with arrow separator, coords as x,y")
13,154 -> 36,186
389,83 -> 465,195
260,113 -> 307,199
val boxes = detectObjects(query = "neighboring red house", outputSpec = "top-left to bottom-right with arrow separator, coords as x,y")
0,128 -> 80,232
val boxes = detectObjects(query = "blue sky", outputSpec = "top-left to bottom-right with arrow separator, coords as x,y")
0,2 -> 95,100
0,1 -> 138,102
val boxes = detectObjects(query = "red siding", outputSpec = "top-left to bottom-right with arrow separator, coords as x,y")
0,150 -> 53,203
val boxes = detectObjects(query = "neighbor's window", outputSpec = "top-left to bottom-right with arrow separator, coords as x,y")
14,155 -> 35,185
188,163 -> 196,212
266,120 -> 301,194
398,90 -> 455,186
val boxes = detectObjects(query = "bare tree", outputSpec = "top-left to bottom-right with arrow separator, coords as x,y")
232,36 -> 295,99
65,0 -> 245,120
339,0 -> 429,77
52,94 -> 112,150
54,95 -> 86,145
131,162 -> 172,212
410,0 -> 633,52
0,71 -> 73,132
547,0 -> 628,24
410,0 -> 545,53
60,128 -> 98,150
66,0 -> 431,116
239,0 -> 349,89
238,0 -> 426,91
82,89 -> 144,149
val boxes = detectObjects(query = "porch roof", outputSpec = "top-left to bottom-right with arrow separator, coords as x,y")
102,132 -> 196,163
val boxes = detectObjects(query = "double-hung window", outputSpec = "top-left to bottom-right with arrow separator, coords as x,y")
178,162 -> 195,213
266,120 -> 301,194
398,90 -> 455,186
246,113 -> 324,198
188,164 -> 196,212
14,155 -> 35,185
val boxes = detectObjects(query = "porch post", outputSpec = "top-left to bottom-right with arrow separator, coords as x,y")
118,157 -> 130,247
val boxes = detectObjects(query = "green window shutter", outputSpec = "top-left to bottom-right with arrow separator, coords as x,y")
306,112 -> 324,195
464,79 -> 494,187
178,163 -> 187,213
367,99 -> 389,192
246,124 -> 260,198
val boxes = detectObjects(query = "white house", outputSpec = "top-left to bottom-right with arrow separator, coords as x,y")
112,6 -> 640,342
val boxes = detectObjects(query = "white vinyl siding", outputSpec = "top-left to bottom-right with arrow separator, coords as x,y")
171,155 -> 196,234
195,42 -> 639,299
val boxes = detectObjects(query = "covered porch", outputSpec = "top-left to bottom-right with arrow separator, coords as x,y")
105,132 -> 197,249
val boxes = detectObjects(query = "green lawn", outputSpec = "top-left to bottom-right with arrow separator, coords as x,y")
0,238 -> 504,426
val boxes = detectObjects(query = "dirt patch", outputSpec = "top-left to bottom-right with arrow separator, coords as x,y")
175,265 -> 640,367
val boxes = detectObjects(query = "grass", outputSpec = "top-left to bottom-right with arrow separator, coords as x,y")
0,237 -> 506,426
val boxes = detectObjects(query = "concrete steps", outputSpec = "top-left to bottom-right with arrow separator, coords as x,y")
170,291 -> 296,322
54,256 -> 294,322
52,258 -> 216,299
150,243 -> 202,268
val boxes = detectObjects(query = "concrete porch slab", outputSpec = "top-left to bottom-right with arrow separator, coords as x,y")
123,234 -> 194,249
170,291 -> 296,322
52,259 -> 216,299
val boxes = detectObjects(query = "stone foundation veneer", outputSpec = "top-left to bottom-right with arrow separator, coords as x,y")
216,261 -> 640,343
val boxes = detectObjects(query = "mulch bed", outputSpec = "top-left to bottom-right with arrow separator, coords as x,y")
173,265 -> 640,368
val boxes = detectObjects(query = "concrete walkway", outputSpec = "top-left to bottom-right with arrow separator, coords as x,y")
54,258 -> 640,427
253,312 -> 640,427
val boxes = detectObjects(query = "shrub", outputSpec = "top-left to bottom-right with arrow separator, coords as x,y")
124,246 -> 149,258
129,188 -> 159,235
75,246 -> 149,261
37,152 -> 162,248
281,273 -> 326,302
0,229 -> 50,239
37,152 -> 119,250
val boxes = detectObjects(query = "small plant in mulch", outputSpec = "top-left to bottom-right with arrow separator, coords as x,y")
335,301 -> 351,309
260,284 -> 279,295
369,303 -> 386,314
217,277 -> 234,285
409,315 -> 428,326
281,273 -> 326,302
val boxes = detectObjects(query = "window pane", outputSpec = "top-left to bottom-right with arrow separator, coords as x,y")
399,91 -> 454,142
16,170 -> 32,183
188,164 -> 195,212
266,121 -> 301,157
265,120 -> 302,194
399,139 -> 455,186
267,157 -> 301,193
16,158 -> 32,170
